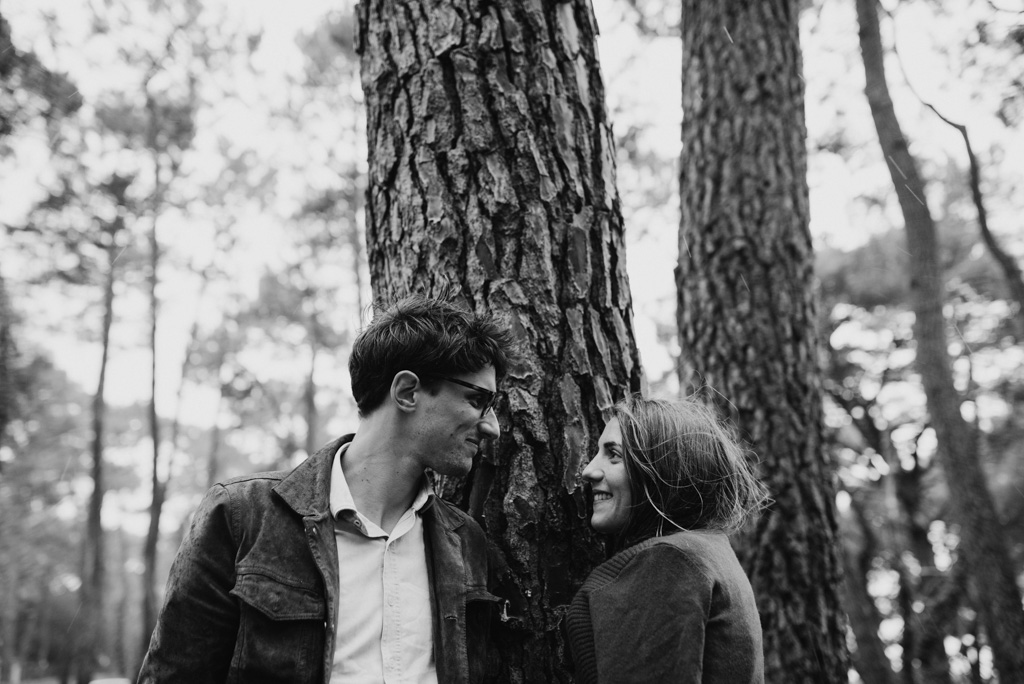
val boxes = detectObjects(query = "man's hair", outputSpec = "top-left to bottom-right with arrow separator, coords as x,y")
610,395 -> 770,548
349,293 -> 515,417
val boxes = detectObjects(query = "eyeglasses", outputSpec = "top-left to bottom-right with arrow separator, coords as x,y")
441,377 -> 498,418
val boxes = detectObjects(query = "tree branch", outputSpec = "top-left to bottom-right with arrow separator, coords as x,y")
886,8 -> 1024,337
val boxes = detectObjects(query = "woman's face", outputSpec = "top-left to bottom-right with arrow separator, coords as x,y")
582,417 -> 632,535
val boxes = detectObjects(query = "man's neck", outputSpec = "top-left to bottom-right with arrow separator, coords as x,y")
342,419 -> 424,534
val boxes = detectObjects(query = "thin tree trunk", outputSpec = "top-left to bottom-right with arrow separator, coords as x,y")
304,340 -> 318,458
18,571 -> 47,673
139,246 -> 212,677
357,2 -> 642,680
826,379 -> 953,684
842,496 -> 897,684
879,436 -> 927,684
0,270 -> 14,454
895,449 -> 955,684
37,576 -> 53,672
112,527 -> 131,677
677,3 -> 849,682
1,556 -> 19,684
206,346 -> 230,489
141,216 -> 163,667
207,395 -> 223,489
75,236 -> 118,684
856,0 -> 1024,679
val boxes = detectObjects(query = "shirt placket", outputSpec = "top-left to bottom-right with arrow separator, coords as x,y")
381,515 -> 413,682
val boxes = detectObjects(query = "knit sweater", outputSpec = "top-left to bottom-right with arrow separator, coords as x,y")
567,530 -> 764,684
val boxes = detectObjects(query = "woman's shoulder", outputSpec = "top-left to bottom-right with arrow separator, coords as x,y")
617,530 -> 744,580
591,531 -> 719,579
576,534 -> 720,608
653,529 -> 732,554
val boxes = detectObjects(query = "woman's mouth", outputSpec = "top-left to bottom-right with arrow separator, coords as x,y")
593,492 -> 612,502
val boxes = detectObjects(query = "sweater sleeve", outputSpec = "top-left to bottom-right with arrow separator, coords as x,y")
589,544 -> 713,684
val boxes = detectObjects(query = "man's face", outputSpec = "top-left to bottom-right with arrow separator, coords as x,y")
414,365 -> 500,476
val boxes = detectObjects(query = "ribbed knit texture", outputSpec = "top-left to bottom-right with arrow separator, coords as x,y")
567,536 -> 660,684
566,531 -> 764,684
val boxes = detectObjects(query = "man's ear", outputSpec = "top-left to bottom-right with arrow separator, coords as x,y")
391,371 -> 420,413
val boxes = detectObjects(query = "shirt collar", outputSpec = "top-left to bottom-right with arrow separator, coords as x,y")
329,442 -> 434,520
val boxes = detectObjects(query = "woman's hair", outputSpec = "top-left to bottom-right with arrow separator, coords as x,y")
612,395 -> 770,547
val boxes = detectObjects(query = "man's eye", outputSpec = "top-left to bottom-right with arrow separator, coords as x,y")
469,395 -> 488,409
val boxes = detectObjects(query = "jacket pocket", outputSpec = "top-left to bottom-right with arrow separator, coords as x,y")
232,571 -> 325,620
466,588 -> 502,682
229,572 -> 326,683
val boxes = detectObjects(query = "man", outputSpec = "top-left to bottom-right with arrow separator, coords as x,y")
139,294 -> 515,684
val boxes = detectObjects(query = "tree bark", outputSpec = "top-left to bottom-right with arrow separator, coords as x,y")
856,0 -> 1024,679
357,1 -> 642,680
677,2 -> 849,682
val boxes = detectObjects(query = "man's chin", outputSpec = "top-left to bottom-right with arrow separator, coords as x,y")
435,454 -> 475,478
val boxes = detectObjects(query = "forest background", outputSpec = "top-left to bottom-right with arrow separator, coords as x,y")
1,0 -> 1022,683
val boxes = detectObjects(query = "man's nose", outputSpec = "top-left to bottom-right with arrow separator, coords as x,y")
478,407 -> 500,438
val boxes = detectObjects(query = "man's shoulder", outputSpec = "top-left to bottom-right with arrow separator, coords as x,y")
429,496 -> 475,521
218,468 -> 290,491
428,497 -> 485,534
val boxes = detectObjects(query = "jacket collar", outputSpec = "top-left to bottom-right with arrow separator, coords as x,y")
274,434 -> 353,518
421,492 -> 465,532
273,433 -> 465,534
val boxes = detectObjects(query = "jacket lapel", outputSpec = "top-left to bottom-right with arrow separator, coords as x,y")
273,435 -> 352,684
424,500 -> 469,684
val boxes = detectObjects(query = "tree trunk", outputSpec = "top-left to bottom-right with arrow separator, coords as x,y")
677,3 -> 849,682
141,217 -> 164,668
357,1 -> 642,680
841,497 -> 896,684
37,577 -> 53,672
207,396 -> 223,489
855,1 -> 1024,679
304,342 -> 318,458
0,270 -> 14,457
0,555 -> 19,684
894,448 -> 955,684
74,237 -> 118,684
111,527 -> 131,677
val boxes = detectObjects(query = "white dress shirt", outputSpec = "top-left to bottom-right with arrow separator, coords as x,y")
328,444 -> 438,684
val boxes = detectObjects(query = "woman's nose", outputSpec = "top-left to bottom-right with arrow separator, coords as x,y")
582,457 -> 600,482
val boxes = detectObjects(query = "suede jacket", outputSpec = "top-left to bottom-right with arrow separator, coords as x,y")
138,435 -> 498,684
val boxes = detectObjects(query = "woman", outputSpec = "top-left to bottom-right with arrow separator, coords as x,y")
567,395 -> 769,684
